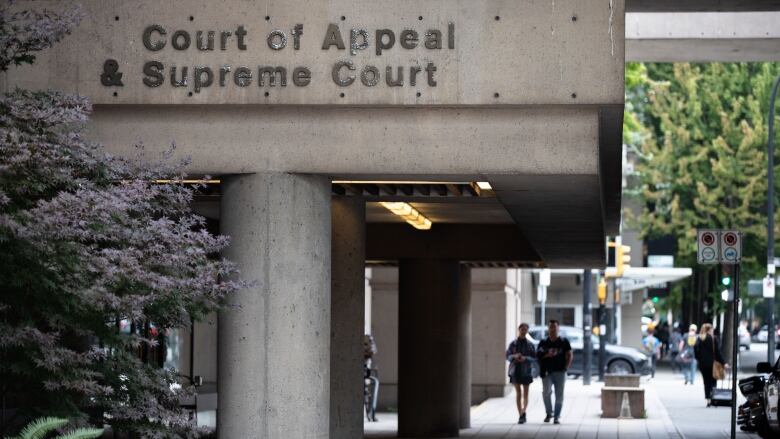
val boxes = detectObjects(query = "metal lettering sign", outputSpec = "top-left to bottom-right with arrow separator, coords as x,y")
697,229 -> 741,264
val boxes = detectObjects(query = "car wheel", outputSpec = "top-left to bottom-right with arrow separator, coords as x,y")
607,359 -> 634,375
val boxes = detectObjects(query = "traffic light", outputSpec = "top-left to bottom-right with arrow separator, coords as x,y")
606,239 -> 631,278
721,265 -> 733,286
616,244 -> 631,277
598,277 -> 607,304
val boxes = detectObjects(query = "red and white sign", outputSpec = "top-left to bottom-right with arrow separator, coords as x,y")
697,230 -> 719,265
720,230 -> 741,264
696,229 -> 741,264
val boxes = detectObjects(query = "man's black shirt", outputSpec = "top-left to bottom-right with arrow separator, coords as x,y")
536,336 -> 572,376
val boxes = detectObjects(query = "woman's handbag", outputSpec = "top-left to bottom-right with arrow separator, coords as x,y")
711,337 -> 725,380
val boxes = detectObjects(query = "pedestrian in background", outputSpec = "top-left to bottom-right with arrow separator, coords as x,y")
694,323 -> 728,407
678,324 -> 698,385
537,320 -> 572,425
506,323 -> 536,424
642,328 -> 662,379
669,323 -> 682,373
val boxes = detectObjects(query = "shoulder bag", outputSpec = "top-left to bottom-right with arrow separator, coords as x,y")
711,337 -> 725,380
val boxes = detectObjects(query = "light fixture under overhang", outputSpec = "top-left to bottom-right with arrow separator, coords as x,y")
476,181 -> 492,190
380,202 -> 432,230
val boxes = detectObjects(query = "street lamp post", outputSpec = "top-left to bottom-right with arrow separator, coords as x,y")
767,74 -> 780,365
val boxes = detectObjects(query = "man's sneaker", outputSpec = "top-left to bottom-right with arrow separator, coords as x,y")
544,415 -> 551,423
554,418 -> 560,424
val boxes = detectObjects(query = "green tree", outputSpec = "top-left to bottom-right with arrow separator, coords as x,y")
626,62 -> 780,326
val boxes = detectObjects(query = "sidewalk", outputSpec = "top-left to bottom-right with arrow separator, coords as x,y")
652,363 -> 758,439
365,376 -> 682,438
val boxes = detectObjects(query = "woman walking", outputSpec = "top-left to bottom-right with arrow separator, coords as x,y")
678,324 -> 698,385
506,323 -> 536,424
694,323 -> 727,407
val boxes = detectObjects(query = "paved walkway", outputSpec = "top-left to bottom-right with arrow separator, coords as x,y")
365,376 -> 681,438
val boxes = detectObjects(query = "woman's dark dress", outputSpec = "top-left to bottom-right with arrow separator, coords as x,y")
506,337 -> 537,385
694,334 -> 726,400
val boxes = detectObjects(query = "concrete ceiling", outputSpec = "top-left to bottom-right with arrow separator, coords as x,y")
626,11 -> 780,62
626,0 -> 780,12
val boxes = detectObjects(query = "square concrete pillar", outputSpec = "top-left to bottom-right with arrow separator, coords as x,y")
457,266 -> 472,429
398,259 -> 460,438
330,197 -> 366,439
218,173 -> 331,439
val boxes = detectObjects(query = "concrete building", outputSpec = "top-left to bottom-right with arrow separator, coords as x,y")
5,1 -> 775,438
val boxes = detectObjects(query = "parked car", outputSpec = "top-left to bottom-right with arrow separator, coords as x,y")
527,325 -> 650,377
754,325 -> 780,343
755,325 -> 769,343
739,325 -> 751,350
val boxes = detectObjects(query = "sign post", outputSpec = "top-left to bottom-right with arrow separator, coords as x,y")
697,229 -> 741,439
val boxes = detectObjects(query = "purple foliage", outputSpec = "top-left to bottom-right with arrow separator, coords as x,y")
0,4 -> 244,437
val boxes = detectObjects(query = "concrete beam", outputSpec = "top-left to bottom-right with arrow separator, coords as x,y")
366,223 -> 541,263
626,12 -> 780,61
626,0 -> 780,12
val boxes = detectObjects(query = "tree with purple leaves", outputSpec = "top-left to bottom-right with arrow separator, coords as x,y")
0,3 -> 244,437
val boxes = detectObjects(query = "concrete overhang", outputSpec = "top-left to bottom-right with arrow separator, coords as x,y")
2,0 -> 626,269
626,0 -> 780,12
626,12 -> 780,61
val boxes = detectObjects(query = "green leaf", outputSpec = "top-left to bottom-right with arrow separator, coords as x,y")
56,428 -> 105,439
14,417 -> 68,439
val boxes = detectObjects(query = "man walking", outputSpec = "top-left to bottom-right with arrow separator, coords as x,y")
536,320 -> 572,424
642,328 -> 662,379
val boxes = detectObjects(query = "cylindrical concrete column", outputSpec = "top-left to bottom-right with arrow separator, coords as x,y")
218,173 -> 331,439
398,259 -> 460,438
457,265 -> 472,429
330,197 -> 366,439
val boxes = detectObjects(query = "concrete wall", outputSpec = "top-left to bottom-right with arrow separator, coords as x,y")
5,0 -> 625,107
471,268 -> 515,403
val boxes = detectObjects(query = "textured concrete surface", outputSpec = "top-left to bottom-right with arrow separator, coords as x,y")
218,173 -> 331,439
5,0 -> 625,106
330,197 -> 366,439
84,105 -> 601,177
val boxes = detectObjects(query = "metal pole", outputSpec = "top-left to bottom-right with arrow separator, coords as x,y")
583,270 -> 593,386
767,74 -> 780,365
598,303 -> 606,381
731,264 -> 740,439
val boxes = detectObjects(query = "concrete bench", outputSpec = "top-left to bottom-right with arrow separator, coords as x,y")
601,387 -> 645,418
605,374 -> 641,388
